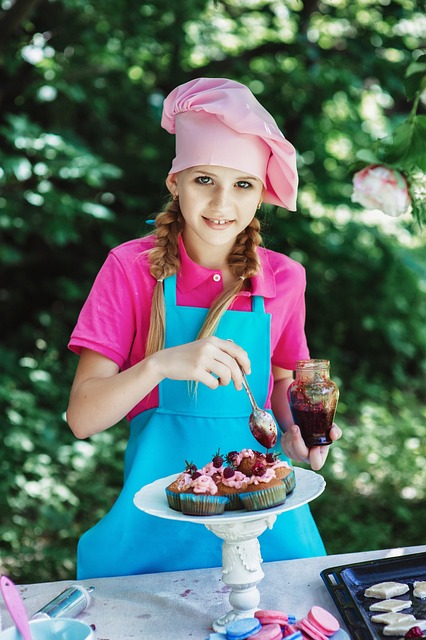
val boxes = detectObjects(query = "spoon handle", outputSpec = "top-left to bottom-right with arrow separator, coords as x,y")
0,576 -> 33,640
240,369 -> 259,412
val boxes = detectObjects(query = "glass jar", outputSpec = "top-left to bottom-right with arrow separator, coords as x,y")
287,359 -> 339,448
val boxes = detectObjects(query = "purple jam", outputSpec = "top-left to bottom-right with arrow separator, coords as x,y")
290,405 -> 334,448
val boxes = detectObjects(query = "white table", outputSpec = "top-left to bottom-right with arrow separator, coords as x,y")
1,545 -> 425,639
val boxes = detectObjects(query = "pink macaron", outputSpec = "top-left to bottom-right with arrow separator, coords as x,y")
255,610 -> 290,627
247,623 -> 283,640
307,607 -> 340,636
296,618 -> 328,640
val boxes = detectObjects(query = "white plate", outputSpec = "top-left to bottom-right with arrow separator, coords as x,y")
133,467 -> 326,524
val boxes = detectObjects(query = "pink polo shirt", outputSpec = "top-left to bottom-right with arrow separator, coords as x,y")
68,234 -> 309,420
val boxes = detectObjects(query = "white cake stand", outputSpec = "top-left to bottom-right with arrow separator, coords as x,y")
134,467 -> 325,633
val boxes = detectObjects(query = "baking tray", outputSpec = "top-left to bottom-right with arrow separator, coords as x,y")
321,552 -> 426,640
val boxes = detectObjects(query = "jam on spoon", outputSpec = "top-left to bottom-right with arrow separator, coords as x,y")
240,368 -> 278,449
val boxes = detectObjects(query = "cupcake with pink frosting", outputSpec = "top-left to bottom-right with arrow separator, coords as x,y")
239,466 -> 287,511
165,462 -> 195,511
179,472 -> 229,516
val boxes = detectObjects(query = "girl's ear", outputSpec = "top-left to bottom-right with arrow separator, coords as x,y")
165,174 -> 178,198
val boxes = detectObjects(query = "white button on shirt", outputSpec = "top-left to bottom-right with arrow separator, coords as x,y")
213,274 -> 221,282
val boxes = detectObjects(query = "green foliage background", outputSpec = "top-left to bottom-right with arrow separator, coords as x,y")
1,0 -> 425,583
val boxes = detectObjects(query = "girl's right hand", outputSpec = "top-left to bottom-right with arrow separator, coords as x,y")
148,336 -> 251,390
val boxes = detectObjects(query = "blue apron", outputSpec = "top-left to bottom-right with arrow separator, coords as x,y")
77,275 -> 325,579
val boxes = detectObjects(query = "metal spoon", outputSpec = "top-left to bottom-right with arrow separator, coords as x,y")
0,575 -> 33,640
240,368 -> 278,449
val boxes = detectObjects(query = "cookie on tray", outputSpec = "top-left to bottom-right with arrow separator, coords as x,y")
364,581 -> 409,599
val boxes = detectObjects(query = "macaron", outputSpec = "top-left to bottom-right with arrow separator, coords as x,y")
296,618 -> 329,640
282,625 -> 301,638
247,623 -> 283,640
255,610 -> 291,626
226,618 -> 262,639
307,607 -> 340,636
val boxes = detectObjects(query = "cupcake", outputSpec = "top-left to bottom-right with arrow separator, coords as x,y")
239,468 -> 287,511
264,453 -> 296,495
216,467 -> 249,510
179,473 -> 229,516
165,461 -> 198,511
165,474 -> 193,511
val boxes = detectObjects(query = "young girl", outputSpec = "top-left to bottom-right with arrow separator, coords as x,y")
67,77 -> 342,579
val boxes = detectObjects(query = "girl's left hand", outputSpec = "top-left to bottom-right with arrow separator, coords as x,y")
280,422 -> 342,471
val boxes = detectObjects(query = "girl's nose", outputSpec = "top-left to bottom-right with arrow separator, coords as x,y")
210,186 -> 231,209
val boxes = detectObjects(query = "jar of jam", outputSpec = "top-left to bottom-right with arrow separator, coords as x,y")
287,359 -> 339,448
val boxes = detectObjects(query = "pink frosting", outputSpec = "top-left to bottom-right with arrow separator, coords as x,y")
248,468 -> 276,485
201,462 -> 223,476
191,474 -> 218,495
220,470 -> 248,489
233,448 -> 255,466
176,473 -> 193,491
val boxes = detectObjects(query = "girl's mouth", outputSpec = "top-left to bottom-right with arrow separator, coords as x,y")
203,217 -> 234,229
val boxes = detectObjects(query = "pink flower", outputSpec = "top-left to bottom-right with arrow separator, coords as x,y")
352,165 -> 411,217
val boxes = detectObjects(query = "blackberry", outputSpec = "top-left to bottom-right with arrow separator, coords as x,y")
265,452 -> 280,463
226,451 -> 238,465
184,460 -> 197,474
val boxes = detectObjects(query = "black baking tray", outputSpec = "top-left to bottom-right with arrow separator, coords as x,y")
321,552 -> 426,640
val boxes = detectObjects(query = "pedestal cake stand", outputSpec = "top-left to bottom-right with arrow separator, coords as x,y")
134,467 -> 325,633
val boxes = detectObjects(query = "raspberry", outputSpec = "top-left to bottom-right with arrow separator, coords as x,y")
405,627 -> 424,638
212,449 -> 224,468
223,467 -> 235,479
252,461 -> 266,476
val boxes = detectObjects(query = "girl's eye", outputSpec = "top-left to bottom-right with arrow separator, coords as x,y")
236,181 -> 252,189
196,176 -> 212,185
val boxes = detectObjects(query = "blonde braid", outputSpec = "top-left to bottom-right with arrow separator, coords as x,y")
145,202 -> 184,357
197,217 -> 263,340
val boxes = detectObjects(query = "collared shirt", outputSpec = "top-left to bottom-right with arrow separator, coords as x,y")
69,234 -> 309,420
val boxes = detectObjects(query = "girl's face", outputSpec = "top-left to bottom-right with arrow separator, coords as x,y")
166,165 -> 264,266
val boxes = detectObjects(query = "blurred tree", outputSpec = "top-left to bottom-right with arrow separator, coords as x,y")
0,0 -> 425,582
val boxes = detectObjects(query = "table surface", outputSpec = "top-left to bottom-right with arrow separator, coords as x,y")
1,545 -> 425,639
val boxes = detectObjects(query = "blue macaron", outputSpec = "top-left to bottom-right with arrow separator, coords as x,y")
226,618 -> 262,639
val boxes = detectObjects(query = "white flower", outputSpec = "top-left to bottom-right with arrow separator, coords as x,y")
351,165 -> 411,217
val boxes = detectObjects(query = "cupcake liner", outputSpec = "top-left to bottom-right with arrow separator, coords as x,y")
282,469 -> 296,495
180,494 -> 229,516
224,493 -> 244,511
165,488 -> 182,512
240,484 -> 286,511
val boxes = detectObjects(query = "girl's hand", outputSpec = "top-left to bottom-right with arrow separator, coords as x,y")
148,336 -> 251,390
280,422 -> 342,471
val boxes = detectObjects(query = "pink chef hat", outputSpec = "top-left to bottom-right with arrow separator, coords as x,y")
161,77 -> 298,210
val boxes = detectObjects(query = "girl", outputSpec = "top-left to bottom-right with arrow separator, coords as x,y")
67,77 -> 342,579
